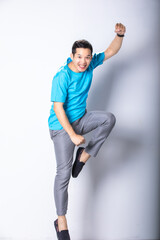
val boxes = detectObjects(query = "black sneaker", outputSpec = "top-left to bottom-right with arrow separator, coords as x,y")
59,230 -> 71,240
72,147 -> 85,178
54,219 -> 71,240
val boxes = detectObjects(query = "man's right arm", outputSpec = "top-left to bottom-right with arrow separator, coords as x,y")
54,102 -> 85,146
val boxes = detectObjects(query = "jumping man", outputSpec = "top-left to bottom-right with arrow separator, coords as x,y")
48,23 -> 126,240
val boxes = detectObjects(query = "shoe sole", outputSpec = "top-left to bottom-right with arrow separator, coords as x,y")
54,219 -> 59,240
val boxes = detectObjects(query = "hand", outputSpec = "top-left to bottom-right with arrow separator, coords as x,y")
115,23 -> 126,35
70,133 -> 85,146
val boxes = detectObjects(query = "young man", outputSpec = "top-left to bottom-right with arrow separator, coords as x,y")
48,23 -> 126,240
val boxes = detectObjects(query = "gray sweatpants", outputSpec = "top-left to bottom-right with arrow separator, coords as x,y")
49,110 -> 116,216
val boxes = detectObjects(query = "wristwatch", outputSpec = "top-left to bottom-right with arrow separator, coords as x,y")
117,33 -> 125,37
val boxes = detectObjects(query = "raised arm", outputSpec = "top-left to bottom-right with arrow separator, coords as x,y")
104,23 -> 126,61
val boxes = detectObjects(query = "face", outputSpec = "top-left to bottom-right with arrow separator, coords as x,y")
70,48 -> 92,73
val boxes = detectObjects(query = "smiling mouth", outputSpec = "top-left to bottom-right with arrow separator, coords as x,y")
79,65 -> 87,69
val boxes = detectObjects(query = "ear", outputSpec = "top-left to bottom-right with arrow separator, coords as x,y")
70,53 -> 73,60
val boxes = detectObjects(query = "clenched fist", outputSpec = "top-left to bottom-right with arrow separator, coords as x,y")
115,23 -> 126,35
70,133 -> 85,146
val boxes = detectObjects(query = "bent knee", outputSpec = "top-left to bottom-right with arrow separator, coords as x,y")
105,112 -> 116,127
110,113 -> 116,126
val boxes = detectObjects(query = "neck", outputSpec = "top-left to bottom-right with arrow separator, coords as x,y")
68,62 -> 80,73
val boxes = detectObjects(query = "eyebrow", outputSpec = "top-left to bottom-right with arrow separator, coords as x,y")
77,54 -> 91,57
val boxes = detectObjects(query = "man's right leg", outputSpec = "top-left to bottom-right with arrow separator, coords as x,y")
49,128 -> 75,232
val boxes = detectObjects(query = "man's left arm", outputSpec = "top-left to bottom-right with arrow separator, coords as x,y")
104,23 -> 126,61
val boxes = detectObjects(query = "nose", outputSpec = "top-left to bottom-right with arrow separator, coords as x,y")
82,58 -> 86,64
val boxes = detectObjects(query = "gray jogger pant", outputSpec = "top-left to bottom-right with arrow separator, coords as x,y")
49,110 -> 116,216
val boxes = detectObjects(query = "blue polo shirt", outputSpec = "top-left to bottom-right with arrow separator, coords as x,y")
48,52 -> 105,130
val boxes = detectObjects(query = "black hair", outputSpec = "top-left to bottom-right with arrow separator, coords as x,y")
72,39 -> 93,56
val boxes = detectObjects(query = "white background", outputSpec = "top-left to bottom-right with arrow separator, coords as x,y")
0,0 -> 159,240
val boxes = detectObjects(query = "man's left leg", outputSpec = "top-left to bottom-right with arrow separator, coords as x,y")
72,110 -> 116,177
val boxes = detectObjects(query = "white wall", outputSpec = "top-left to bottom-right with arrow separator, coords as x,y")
0,0 -> 159,240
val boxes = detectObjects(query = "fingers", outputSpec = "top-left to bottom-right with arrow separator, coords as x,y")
115,23 -> 126,34
77,136 -> 85,146
70,134 -> 86,146
80,137 -> 85,145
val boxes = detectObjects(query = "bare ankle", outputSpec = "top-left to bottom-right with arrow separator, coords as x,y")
58,215 -> 68,231
80,149 -> 91,163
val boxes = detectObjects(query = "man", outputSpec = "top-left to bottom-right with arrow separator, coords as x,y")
48,23 -> 126,240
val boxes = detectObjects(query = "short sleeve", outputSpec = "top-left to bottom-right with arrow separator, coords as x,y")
50,72 -> 68,102
90,52 -> 105,70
